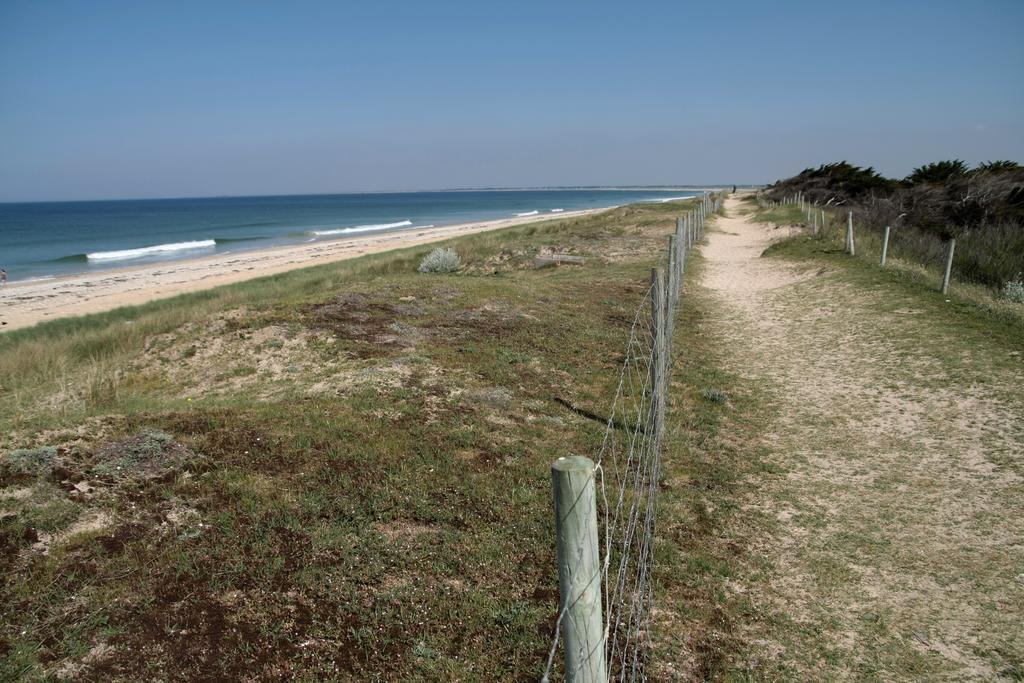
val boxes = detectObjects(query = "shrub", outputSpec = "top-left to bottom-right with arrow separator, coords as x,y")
975,160 -> 1022,174
3,446 -> 59,479
703,388 -> 728,405
417,248 -> 461,274
765,158 -> 1024,289
906,160 -> 969,185
91,429 -> 191,480
1004,275 -> 1024,304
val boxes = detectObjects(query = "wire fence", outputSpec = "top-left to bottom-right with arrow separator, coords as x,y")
543,192 -> 722,682
756,190 -> 966,296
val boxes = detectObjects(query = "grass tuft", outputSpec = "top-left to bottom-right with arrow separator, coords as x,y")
702,388 -> 728,404
417,247 -> 461,273
1004,274 -> 1024,303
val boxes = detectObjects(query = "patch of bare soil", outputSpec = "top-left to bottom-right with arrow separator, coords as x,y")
372,519 -> 439,543
31,509 -> 113,555
680,197 -> 1024,680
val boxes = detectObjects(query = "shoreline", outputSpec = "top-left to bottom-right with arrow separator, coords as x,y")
0,205 -> 615,332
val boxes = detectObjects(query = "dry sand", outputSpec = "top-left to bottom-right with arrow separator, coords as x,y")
0,206 -> 606,332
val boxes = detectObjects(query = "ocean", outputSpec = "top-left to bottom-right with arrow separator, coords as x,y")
0,189 -> 701,283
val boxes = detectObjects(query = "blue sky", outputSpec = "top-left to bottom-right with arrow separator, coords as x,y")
1,0 -> 1022,201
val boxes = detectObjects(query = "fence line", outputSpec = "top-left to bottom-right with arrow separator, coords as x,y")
543,192 -> 723,682
755,190 -> 969,296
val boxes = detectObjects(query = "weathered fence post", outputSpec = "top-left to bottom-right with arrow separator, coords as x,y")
551,456 -> 606,683
650,268 -> 666,444
666,236 -> 678,335
880,225 -> 890,267
941,238 -> 956,294
846,211 -> 856,256
675,223 -> 686,281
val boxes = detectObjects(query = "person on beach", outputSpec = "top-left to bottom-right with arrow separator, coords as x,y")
0,268 -> 6,287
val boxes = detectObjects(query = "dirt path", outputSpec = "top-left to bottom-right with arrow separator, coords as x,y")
699,196 -> 1024,680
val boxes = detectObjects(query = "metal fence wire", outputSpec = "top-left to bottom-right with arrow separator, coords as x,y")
543,194 -> 720,682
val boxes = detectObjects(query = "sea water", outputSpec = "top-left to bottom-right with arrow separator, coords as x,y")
0,189 -> 701,282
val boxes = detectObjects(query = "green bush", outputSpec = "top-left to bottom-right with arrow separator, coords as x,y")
1004,275 -> 1024,303
906,160 -> 969,185
417,248 -> 461,274
703,388 -> 728,405
3,446 -> 59,479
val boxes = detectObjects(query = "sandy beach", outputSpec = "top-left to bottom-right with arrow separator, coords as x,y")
0,206 -> 607,332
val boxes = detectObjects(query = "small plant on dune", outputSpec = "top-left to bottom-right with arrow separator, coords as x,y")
417,247 -> 461,274
703,388 -> 728,404
1004,274 -> 1024,303
91,429 -> 191,479
3,446 -> 59,479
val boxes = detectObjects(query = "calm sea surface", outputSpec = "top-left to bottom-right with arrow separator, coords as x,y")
0,189 -> 700,282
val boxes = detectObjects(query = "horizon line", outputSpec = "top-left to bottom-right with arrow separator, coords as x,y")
0,184 -> 757,206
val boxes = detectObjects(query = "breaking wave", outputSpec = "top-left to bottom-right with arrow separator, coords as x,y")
310,220 -> 412,236
86,239 -> 217,261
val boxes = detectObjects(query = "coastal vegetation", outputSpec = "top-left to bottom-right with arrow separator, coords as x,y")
417,247 -> 462,274
763,160 -> 1024,292
0,198 -> 720,680
3,192 -> 1022,680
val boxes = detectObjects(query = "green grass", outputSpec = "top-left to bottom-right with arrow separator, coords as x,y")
0,198 -> 714,680
746,195 -> 1024,341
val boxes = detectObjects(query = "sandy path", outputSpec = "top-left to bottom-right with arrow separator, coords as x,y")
0,206 -> 607,332
699,196 -> 1024,679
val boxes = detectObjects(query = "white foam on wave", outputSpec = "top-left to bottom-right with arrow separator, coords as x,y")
658,196 -> 692,203
311,220 -> 412,236
87,239 -> 217,261
550,208 -> 564,213
516,210 -> 539,217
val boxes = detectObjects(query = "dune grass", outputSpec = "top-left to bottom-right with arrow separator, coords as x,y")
747,197 -> 1024,337
1,198 -> 712,680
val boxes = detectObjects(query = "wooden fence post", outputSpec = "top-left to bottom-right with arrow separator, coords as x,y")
880,225 -> 890,267
846,211 -> 855,256
667,237 -> 678,306
676,223 -> 686,279
551,456 -> 606,683
941,238 -> 956,294
650,268 -> 666,444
